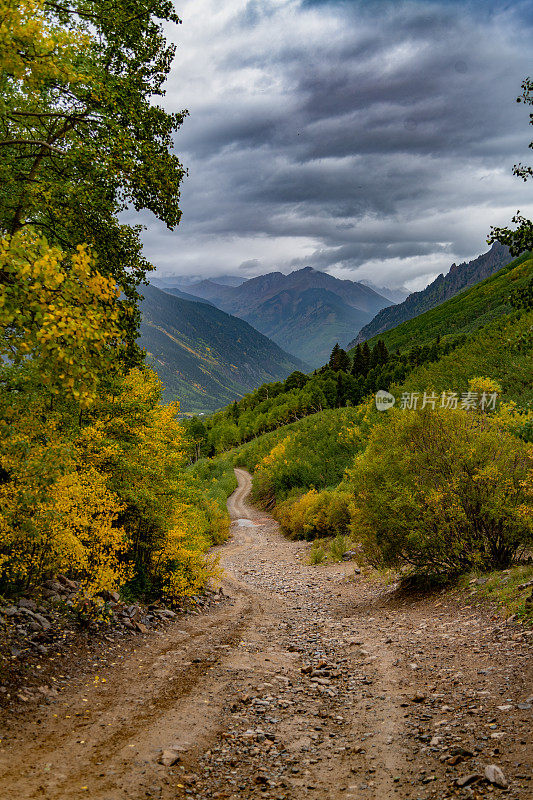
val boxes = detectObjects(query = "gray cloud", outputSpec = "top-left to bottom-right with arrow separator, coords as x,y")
140,0 -> 533,288
238,258 -> 261,270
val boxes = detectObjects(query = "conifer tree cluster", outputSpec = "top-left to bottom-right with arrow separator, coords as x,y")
328,343 -> 351,372
350,339 -> 389,377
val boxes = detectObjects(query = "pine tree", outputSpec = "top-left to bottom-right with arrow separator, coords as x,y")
351,344 -> 364,376
329,343 -> 350,372
329,343 -> 341,370
373,339 -> 389,366
337,348 -> 351,372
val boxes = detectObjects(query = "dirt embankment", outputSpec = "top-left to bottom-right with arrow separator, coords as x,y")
0,468 -> 531,800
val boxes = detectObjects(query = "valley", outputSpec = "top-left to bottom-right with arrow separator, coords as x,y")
139,284 -> 307,412
140,245 -> 524,414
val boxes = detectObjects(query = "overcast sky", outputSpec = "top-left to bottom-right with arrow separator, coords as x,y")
140,0 -> 533,290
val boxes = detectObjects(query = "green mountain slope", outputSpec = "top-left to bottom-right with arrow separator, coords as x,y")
235,301 -> 532,475
397,308 -> 533,406
213,306 -> 532,509
350,242 -> 512,346
357,252 -> 532,353
241,287 -> 378,367
139,285 -> 308,412
161,286 -> 215,305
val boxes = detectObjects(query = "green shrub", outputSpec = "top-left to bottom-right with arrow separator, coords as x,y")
348,408 -> 533,578
309,544 -> 326,565
182,457 -> 237,545
329,534 -> 350,562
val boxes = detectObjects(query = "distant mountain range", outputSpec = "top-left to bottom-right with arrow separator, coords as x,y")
360,280 -> 409,304
349,242 -> 511,346
205,274 -> 247,287
177,267 -> 390,367
139,284 -> 307,412
152,273 -> 246,289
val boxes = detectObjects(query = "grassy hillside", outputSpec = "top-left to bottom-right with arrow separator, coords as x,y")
139,285 -> 308,412
225,307 -> 533,494
234,407 -> 359,481
187,333 -> 466,455
227,307 -> 533,488
358,252 -> 532,353
398,308 -> 533,406
188,253 -> 533,592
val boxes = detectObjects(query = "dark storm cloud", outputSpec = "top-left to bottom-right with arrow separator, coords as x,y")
141,0 -> 533,287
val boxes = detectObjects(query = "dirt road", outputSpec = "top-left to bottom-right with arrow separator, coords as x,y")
0,468 -> 531,800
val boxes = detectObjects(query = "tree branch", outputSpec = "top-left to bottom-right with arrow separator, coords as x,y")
8,111 -> 89,119
0,140 -> 65,153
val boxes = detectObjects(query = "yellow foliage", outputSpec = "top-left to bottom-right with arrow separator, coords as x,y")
496,400 -> 533,437
0,0 -> 88,91
43,469 -> 131,593
338,398 -> 376,448
0,5 -> 213,606
76,368 -> 217,602
277,488 -> 352,541
151,508 -> 221,603
0,466 -> 129,592
0,230 -> 123,404
0,363 -> 219,601
259,437 -> 290,470
467,377 -> 502,395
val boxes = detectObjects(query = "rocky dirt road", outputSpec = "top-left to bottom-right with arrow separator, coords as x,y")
0,468 -> 531,800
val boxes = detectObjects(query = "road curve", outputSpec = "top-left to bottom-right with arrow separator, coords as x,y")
226,467 -> 254,520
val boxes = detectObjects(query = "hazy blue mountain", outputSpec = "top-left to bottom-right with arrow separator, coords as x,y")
172,273 -> 247,288
209,274 -> 248,286
179,266 -> 390,366
360,280 -> 409,304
